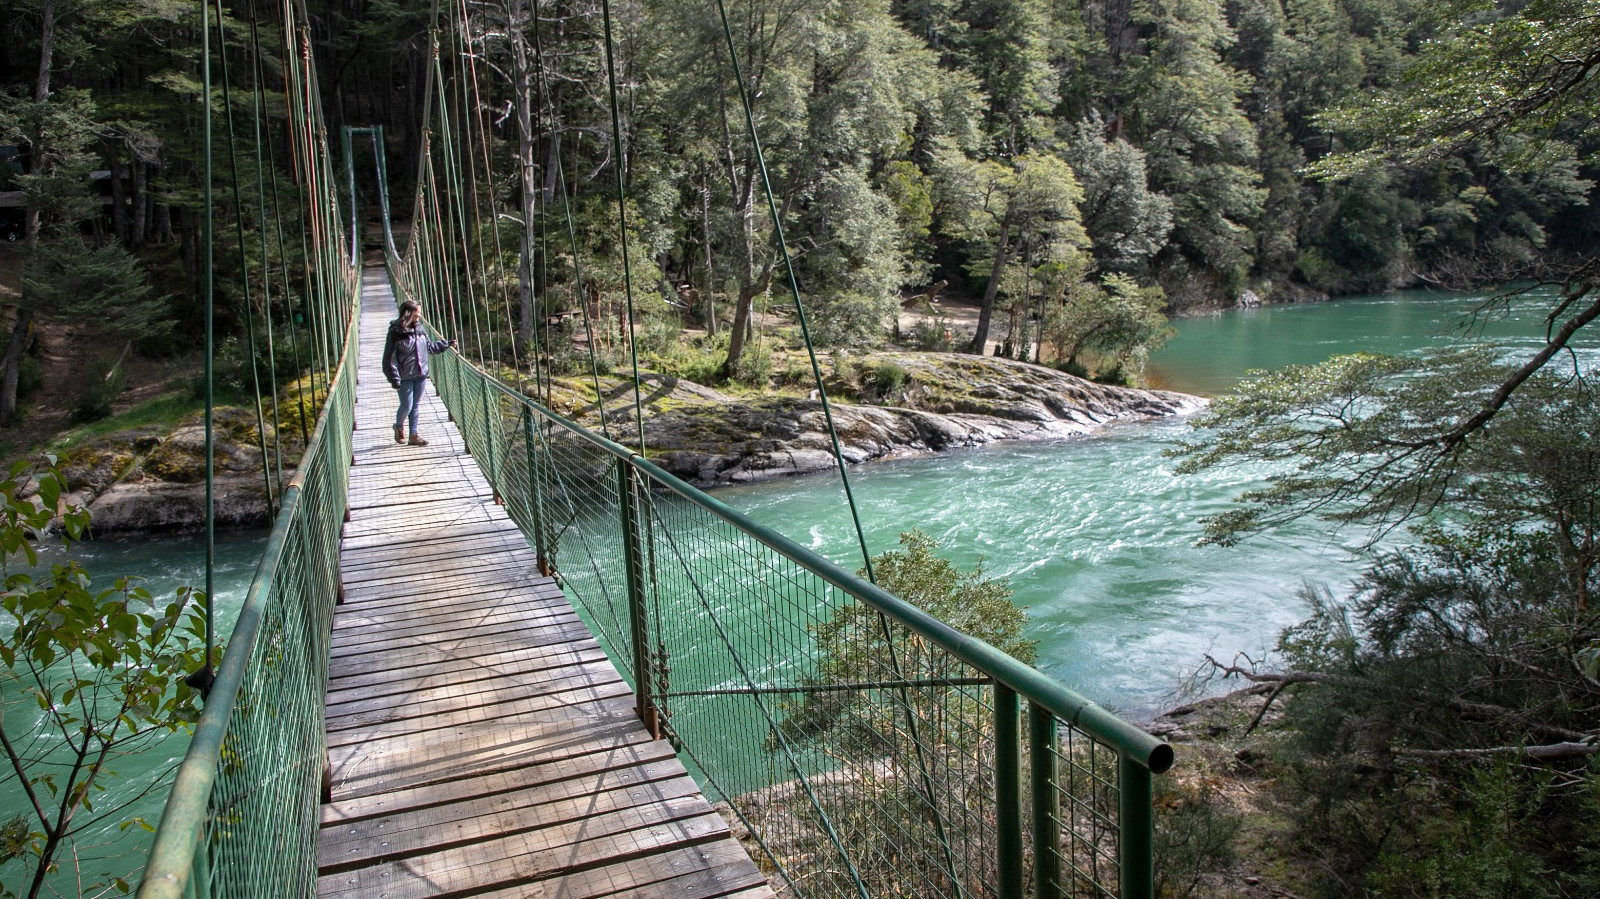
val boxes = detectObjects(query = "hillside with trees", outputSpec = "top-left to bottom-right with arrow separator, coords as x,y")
1,0 -> 1595,435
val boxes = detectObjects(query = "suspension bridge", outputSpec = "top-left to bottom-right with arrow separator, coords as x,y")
133,2 -> 1173,898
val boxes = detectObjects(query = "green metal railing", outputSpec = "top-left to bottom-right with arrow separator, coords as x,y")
139,267 -> 358,899
405,282 -> 1174,899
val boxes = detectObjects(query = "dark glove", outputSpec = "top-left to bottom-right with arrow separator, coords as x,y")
389,379 -> 400,390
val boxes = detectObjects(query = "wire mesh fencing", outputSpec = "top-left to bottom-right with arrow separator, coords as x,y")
140,267 -> 358,899
427,345 -> 1174,899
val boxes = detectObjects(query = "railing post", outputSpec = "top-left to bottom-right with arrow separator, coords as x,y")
448,346 -> 461,426
521,407 -> 551,575
996,683 -> 1024,899
482,376 -> 500,502
616,459 -> 658,736
1029,703 -> 1062,899
1119,754 -> 1155,899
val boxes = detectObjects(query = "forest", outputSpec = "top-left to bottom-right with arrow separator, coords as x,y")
1,0 -> 1599,897
2,0 -> 1596,410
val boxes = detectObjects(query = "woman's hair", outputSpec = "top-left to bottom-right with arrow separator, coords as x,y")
399,300 -> 419,317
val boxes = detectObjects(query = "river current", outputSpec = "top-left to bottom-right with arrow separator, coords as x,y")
719,286 -> 1591,719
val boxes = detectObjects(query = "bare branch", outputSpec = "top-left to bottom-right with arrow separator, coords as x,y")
1397,741 -> 1599,762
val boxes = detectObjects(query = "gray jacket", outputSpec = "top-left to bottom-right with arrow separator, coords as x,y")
382,319 -> 451,386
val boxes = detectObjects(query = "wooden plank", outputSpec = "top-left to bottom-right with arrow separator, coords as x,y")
338,517 -> 521,551
328,606 -> 580,648
330,589 -> 569,632
339,534 -> 531,577
338,562 -> 551,598
316,800 -> 731,899
325,620 -> 597,679
323,700 -> 642,783
319,764 -> 707,872
326,643 -> 606,698
325,610 -> 592,662
327,717 -> 659,799
464,838 -> 772,899
326,624 -> 599,677
325,645 -> 609,714
324,677 -> 635,747
321,739 -> 681,824
325,660 -> 627,731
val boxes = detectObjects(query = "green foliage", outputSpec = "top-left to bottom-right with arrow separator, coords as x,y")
766,530 -> 1036,896
15,357 -> 42,404
1044,273 -> 1171,380
1153,774 -> 1242,899
632,315 -> 682,358
781,530 -> 1034,749
865,359 -> 908,396
1170,347 -> 1514,545
1182,337 -> 1600,890
1124,0 -> 1266,279
1062,118 -> 1173,275
199,329 -> 308,403
731,338 -> 773,387
1366,761 -> 1561,899
69,355 -> 127,424
1314,0 -> 1600,176
909,315 -> 959,351
0,459 -> 207,897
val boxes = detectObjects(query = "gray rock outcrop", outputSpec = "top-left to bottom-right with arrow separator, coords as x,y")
642,353 -> 1204,487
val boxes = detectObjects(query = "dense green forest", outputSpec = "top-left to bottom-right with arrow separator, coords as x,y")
3,0 -> 1597,412
2,1 -> 1599,897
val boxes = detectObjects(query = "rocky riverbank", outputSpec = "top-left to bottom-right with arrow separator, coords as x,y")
51,406 -> 301,535
636,352 -> 1204,487
46,352 -> 1201,533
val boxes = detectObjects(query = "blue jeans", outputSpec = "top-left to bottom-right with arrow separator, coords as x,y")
395,378 -> 426,433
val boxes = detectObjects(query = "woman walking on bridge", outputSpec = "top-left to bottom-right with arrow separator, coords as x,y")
382,299 -> 455,446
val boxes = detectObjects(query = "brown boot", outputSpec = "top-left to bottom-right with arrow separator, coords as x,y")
408,433 -> 429,446
393,425 -> 405,444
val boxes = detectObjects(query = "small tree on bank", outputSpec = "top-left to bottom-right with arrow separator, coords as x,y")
0,461 -> 206,898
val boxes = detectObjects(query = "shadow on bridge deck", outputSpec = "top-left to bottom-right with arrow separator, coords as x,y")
315,268 -> 773,899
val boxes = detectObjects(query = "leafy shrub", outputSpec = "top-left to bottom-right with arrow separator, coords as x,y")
200,331 -> 310,400
71,355 -> 127,423
1154,775 -> 1242,899
733,340 -> 772,386
16,354 -> 41,401
633,314 -> 682,356
862,360 -> 908,402
0,460 -> 207,895
911,317 -> 957,351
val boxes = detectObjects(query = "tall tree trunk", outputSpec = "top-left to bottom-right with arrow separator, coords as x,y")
24,0 -> 56,247
722,282 -> 757,379
6,0 -> 55,425
108,143 -> 128,244
130,157 -> 148,246
700,163 -> 716,336
720,190 -> 762,379
0,309 -> 35,426
509,0 -> 537,347
967,210 -> 1014,353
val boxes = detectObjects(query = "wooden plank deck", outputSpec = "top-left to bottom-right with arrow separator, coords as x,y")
318,267 -> 773,899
